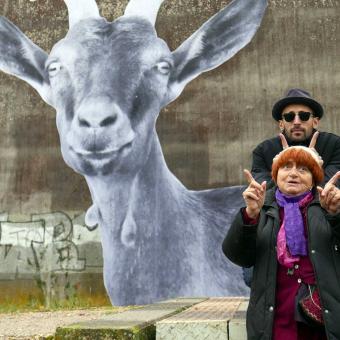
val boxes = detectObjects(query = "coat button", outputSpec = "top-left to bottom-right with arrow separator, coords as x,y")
294,264 -> 299,269
297,278 -> 302,284
325,309 -> 329,314
311,250 -> 316,254
335,245 -> 339,252
269,306 -> 274,312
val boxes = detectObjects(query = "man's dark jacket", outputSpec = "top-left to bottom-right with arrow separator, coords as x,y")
251,131 -> 340,188
222,188 -> 340,340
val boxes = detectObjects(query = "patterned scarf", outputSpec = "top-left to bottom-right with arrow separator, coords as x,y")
275,189 -> 314,257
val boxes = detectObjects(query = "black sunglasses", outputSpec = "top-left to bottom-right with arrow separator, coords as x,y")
282,111 -> 313,122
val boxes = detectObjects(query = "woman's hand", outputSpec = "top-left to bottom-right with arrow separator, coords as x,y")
317,171 -> 340,215
243,169 -> 267,219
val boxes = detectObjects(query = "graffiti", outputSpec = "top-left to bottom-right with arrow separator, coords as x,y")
0,211 -> 102,280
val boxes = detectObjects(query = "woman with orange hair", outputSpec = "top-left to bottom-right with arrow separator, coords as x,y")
223,137 -> 340,340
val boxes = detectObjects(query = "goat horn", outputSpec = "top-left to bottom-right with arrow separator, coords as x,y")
64,0 -> 101,29
124,0 -> 165,26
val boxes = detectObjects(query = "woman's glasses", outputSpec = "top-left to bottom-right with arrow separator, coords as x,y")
282,111 -> 313,122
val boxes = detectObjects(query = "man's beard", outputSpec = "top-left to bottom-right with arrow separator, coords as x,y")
288,127 -> 307,141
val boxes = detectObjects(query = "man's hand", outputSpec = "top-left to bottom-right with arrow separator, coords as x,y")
317,171 -> 340,215
279,133 -> 289,149
309,130 -> 318,147
279,131 -> 319,149
308,131 -> 324,166
275,132 -> 323,166
272,133 -> 289,164
243,169 -> 266,219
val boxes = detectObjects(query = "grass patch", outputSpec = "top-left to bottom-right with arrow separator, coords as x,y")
0,294 -> 112,314
0,275 -> 112,314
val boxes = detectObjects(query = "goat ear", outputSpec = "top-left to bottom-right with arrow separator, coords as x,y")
0,16 -> 52,105
167,0 -> 267,102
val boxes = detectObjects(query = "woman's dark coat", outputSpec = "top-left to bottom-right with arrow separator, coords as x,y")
222,187 -> 340,340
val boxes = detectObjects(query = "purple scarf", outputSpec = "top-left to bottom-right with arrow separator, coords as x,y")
275,189 -> 314,256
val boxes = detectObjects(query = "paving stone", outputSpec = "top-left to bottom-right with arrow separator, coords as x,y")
228,300 -> 248,340
55,298 -> 206,340
156,297 -> 248,340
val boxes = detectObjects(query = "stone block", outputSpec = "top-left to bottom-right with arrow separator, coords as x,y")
55,298 -> 205,340
156,297 -> 247,340
228,300 -> 248,340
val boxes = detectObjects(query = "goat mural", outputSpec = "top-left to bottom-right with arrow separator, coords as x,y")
0,0 -> 267,305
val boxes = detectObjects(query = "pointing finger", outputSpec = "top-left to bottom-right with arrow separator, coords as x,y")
244,169 -> 255,184
244,169 -> 264,192
326,171 -> 340,186
309,131 -> 319,149
279,133 -> 289,149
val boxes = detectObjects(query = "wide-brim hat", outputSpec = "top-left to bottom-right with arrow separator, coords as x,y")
272,88 -> 324,121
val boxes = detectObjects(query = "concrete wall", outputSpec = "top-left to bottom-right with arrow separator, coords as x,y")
0,211 -> 105,306
0,0 -> 339,305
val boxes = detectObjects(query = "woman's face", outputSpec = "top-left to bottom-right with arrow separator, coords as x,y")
277,160 -> 313,196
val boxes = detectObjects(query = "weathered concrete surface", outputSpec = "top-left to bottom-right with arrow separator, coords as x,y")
0,210 -> 105,306
0,297 -> 248,339
228,300 -> 248,340
158,0 -> 340,188
54,298 -> 206,340
0,0 -> 339,304
1,0 -> 339,208
0,306 -> 132,339
156,297 -> 247,340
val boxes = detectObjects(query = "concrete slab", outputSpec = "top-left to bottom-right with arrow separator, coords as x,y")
55,298 -> 206,340
228,300 -> 248,340
156,297 -> 248,340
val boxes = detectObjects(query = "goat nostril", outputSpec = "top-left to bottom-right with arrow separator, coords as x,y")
77,112 -> 117,128
100,115 -> 117,127
79,118 -> 91,128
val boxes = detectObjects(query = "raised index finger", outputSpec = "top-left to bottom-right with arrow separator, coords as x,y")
279,133 -> 289,149
309,131 -> 319,149
244,169 -> 264,193
244,169 -> 255,184
326,171 -> 340,186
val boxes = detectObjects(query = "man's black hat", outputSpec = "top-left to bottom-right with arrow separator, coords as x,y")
272,88 -> 324,121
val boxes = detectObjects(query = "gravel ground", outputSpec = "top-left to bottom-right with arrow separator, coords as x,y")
0,307 -> 130,339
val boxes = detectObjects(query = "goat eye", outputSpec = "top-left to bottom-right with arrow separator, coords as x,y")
48,62 -> 62,77
156,61 -> 171,75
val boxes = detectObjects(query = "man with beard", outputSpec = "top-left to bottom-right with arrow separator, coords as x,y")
243,88 -> 340,287
251,88 -> 340,188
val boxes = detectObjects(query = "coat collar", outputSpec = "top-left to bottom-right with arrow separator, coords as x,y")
263,187 -> 279,220
263,186 -> 320,220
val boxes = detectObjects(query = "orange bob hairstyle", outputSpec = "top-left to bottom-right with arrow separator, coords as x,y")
271,146 -> 324,185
